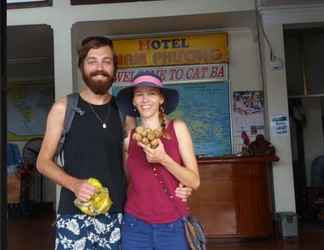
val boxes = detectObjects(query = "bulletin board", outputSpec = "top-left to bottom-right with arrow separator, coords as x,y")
113,81 -> 232,157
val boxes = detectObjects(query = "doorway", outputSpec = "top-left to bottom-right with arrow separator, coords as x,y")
284,25 -> 324,223
7,24 -> 55,249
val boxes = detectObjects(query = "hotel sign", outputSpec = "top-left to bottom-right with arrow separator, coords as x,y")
113,33 -> 229,69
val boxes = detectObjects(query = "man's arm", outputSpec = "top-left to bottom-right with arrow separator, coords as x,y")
36,97 -> 96,202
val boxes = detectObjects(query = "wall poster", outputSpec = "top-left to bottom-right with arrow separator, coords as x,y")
232,91 -> 265,153
7,84 -> 54,141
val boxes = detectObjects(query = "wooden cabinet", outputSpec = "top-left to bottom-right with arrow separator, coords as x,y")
188,155 -> 278,239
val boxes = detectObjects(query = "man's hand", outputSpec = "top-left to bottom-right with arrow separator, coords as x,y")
72,179 -> 97,202
175,183 -> 192,202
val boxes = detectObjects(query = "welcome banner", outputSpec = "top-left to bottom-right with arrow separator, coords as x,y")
115,64 -> 228,84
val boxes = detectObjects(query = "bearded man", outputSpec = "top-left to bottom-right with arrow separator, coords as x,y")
37,36 -> 128,250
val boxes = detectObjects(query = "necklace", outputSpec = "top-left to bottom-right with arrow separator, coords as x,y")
87,102 -> 111,129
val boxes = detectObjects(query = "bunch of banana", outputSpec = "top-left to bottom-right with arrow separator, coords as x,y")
74,178 -> 112,216
132,126 -> 162,149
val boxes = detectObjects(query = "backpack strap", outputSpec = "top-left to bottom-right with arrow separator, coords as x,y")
110,96 -> 128,137
56,93 -> 84,163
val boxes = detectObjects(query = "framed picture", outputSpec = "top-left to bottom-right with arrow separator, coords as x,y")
71,0 -> 159,5
232,91 -> 265,153
7,0 -> 52,9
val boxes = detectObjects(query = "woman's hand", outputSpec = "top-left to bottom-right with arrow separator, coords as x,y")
138,139 -> 168,164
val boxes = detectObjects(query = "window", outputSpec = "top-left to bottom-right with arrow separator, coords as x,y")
7,0 -> 52,9
71,0 -> 159,5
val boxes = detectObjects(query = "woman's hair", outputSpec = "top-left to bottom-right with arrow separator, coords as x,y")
158,94 -> 171,140
78,36 -> 117,73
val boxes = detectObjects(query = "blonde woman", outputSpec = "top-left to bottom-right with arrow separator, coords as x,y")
117,71 -> 200,250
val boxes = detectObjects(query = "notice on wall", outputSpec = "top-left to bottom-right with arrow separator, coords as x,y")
232,91 -> 265,153
271,114 -> 289,136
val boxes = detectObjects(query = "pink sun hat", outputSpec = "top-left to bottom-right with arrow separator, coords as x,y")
116,71 -> 179,117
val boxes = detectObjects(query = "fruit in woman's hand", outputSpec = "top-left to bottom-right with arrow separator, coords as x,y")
133,126 -> 162,149
147,131 -> 156,141
141,137 -> 150,145
135,126 -> 145,134
150,139 -> 159,149
154,129 -> 162,138
132,133 -> 142,142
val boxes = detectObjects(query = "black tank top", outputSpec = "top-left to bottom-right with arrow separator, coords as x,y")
58,95 -> 127,214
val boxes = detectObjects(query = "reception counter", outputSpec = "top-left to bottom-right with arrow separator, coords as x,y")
188,155 -> 279,239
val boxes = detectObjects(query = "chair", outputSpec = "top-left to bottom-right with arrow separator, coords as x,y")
14,137 -> 43,216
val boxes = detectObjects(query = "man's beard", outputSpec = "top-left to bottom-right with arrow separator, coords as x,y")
82,70 -> 114,95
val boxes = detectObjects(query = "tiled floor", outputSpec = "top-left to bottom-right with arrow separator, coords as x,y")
7,205 -> 324,250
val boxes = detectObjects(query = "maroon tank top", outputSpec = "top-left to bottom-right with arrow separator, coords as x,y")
125,120 -> 190,223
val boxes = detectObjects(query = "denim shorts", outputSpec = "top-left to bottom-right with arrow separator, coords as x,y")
55,213 -> 122,250
121,213 -> 189,250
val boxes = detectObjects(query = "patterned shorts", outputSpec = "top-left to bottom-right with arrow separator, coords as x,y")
55,213 -> 122,250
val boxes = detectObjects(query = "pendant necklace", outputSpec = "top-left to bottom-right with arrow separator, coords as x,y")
87,102 -> 111,129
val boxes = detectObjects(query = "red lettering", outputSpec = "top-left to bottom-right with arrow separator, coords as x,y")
181,38 -> 189,48
192,68 -> 201,79
138,40 -> 150,50
161,40 -> 171,49
186,68 -> 194,80
115,71 -> 123,82
218,65 -> 224,77
175,69 -> 184,80
172,39 -> 180,49
115,71 -> 135,82
209,65 -> 224,78
200,66 -> 209,78
155,69 -> 168,81
169,69 -> 177,81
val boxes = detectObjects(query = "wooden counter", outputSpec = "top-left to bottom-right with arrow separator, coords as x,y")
188,155 -> 279,239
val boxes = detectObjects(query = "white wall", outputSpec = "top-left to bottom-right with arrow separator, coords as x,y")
8,0 -> 303,213
229,30 -> 262,90
260,23 -> 296,212
302,97 -> 324,185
